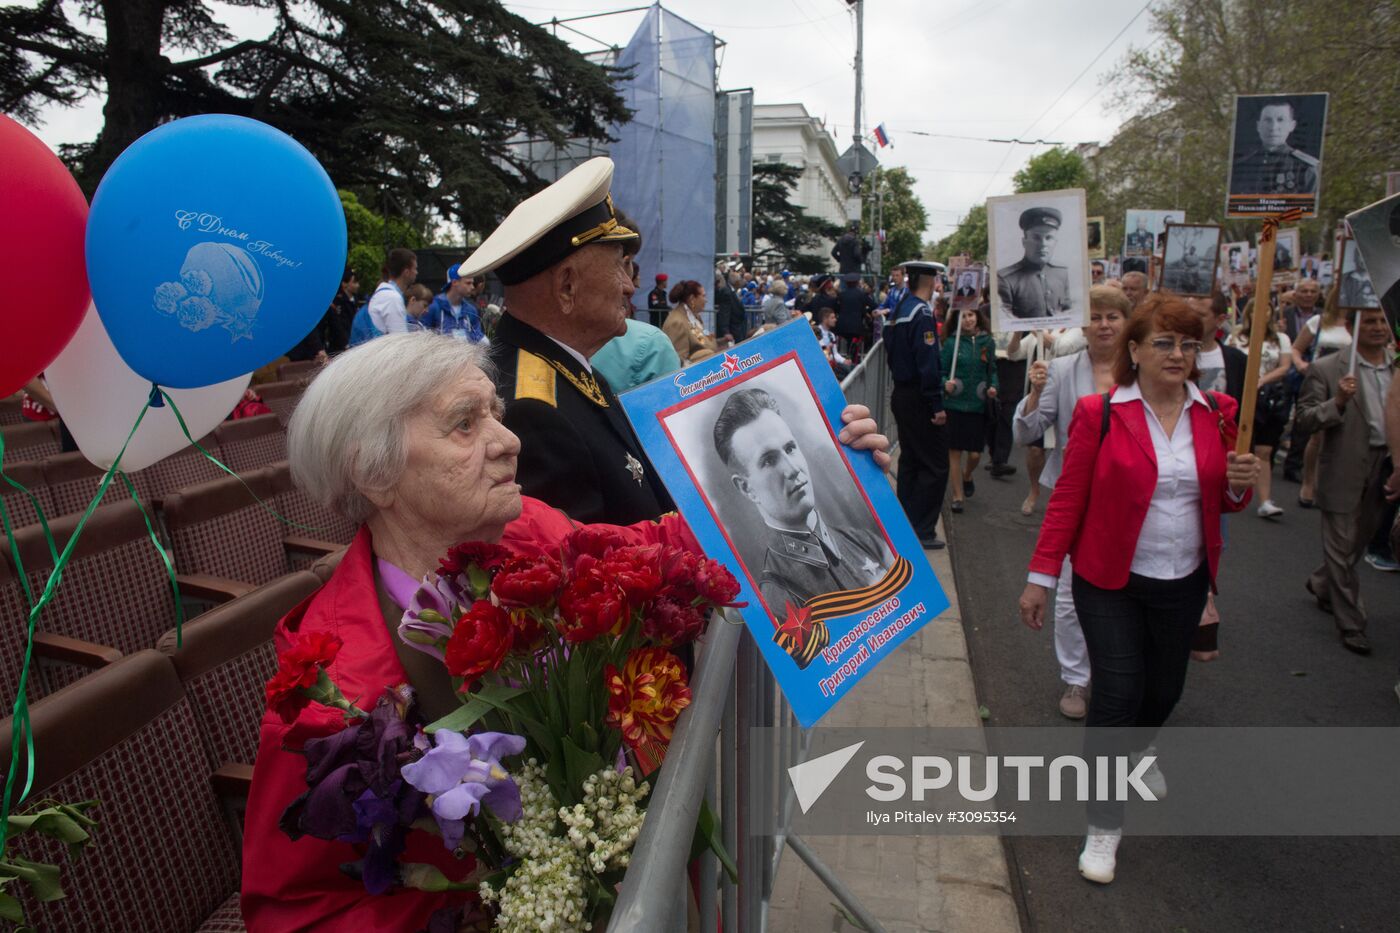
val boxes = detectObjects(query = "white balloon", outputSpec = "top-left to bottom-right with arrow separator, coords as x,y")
44,303 -> 250,472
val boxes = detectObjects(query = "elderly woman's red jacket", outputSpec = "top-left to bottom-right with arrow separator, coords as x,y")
1028,390 -> 1249,590
240,497 -> 696,932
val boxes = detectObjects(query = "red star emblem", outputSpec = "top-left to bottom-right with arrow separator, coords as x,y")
775,601 -> 814,643
721,352 -> 741,375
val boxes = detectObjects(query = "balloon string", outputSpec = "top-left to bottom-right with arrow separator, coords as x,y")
0,440 -> 61,608
0,399 -> 153,857
157,388 -> 331,535
118,472 -> 184,650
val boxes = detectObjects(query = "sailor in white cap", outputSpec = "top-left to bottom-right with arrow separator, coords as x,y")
459,156 -> 892,526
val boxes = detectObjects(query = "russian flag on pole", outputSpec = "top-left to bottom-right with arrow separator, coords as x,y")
873,123 -> 891,148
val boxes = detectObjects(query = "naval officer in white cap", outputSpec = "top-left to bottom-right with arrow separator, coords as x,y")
457,156 -> 892,526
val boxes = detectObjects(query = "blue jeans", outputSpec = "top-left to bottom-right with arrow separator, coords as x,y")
1072,562 -> 1209,828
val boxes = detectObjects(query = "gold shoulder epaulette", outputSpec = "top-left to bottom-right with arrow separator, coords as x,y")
515,350 -> 558,407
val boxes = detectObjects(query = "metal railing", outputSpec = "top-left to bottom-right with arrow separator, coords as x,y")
609,343 -> 895,933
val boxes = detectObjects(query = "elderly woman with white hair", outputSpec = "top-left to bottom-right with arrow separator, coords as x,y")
240,332 -> 890,931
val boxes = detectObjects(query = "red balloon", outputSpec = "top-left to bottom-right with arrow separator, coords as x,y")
0,115 -> 90,398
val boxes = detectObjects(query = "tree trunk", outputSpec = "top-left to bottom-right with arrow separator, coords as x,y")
79,0 -> 168,193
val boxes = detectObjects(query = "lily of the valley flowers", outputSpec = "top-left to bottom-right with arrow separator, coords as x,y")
401,731 -> 527,851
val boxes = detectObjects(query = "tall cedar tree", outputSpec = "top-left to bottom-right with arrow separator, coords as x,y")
752,161 -> 841,272
0,0 -> 631,231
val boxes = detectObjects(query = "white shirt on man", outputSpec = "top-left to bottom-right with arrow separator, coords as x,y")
368,282 -> 408,335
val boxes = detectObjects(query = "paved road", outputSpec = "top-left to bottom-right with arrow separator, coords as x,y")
945,465 -> 1400,933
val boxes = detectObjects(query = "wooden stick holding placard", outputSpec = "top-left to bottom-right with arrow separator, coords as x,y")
1234,218 -> 1281,454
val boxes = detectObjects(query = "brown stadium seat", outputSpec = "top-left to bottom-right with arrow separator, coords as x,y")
266,461 -> 358,547
162,466 -> 339,596
157,571 -> 322,779
253,380 -> 303,426
41,451 -> 154,518
1,421 -> 61,463
0,461 -> 53,530
213,414 -> 286,474
141,435 -> 230,507
0,499 -> 179,700
0,397 -> 25,426
276,358 -> 321,382
0,650 -> 246,931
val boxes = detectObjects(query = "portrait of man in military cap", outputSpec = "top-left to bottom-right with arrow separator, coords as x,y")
1344,193 -> 1400,320
988,188 -> 1090,332
1226,93 -> 1329,217
661,363 -> 894,616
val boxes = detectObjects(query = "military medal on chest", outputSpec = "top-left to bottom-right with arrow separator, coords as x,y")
624,452 -> 645,484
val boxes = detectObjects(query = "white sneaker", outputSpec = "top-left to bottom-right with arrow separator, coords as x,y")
1130,747 -> 1167,799
1257,500 -> 1284,518
1079,826 -> 1121,884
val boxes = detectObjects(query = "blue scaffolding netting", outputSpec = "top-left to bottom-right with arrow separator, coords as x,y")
609,5 -> 717,309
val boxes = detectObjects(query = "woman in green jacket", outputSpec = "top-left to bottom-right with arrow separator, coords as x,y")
941,305 -> 998,512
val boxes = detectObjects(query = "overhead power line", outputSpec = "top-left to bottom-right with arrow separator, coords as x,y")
974,0 -> 1156,201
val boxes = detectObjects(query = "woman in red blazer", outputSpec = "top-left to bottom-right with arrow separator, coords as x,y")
1017,295 -> 1259,885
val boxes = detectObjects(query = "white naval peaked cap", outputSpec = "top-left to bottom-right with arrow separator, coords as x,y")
456,156 -> 638,285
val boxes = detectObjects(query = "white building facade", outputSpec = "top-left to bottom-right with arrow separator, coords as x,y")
752,103 -> 851,259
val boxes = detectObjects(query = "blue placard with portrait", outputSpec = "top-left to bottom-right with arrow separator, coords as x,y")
619,319 -> 950,727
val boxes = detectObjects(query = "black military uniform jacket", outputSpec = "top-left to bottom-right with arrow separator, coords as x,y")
757,517 -> 893,609
1230,147 -> 1318,195
490,313 -> 673,526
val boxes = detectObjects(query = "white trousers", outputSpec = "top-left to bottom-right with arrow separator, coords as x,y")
1054,554 -> 1091,687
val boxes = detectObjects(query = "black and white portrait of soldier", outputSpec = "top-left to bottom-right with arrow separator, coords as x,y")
1226,93 -> 1328,217
1338,239 -> 1381,310
989,189 -> 1089,332
709,386 -> 893,609
1229,96 -> 1321,196
1161,224 -> 1221,297
1343,194 -> 1400,319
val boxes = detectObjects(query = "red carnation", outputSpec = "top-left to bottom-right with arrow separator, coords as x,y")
641,595 -> 707,646
558,571 -> 627,643
444,601 -> 514,689
266,632 -> 343,721
439,541 -> 511,577
694,557 -> 742,606
491,555 -> 563,608
563,526 -> 629,562
602,545 -> 665,605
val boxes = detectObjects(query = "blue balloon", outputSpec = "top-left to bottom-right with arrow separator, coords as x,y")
86,114 -> 346,388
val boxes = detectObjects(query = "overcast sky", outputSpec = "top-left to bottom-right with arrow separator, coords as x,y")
28,0 -> 1160,241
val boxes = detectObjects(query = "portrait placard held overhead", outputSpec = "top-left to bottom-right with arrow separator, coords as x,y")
1123,209 -> 1185,259
1086,216 -> 1105,259
988,188 -> 1089,333
1226,93 -> 1329,217
1256,227 -> 1301,286
951,263 -> 987,312
1159,223 -> 1222,297
1336,236 -> 1382,312
1221,240 -> 1252,289
1345,193 -> 1400,318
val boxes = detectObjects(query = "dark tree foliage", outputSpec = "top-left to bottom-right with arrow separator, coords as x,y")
0,0 -> 630,232
752,161 -> 841,272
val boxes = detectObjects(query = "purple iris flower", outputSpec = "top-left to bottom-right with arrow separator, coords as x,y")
398,575 -> 464,661
401,731 -> 527,851
280,693 -> 427,894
